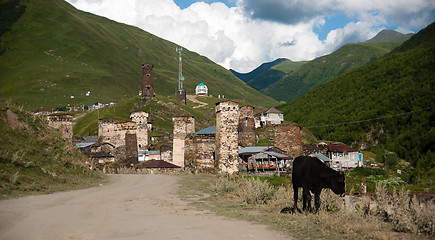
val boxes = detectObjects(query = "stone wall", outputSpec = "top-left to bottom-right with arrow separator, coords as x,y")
184,133 -> 215,173
142,64 -> 154,98
172,116 -> 195,168
47,113 -> 73,141
215,101 -> 240,174
125,133 -> 138,165
238,106 -> 256,147
273,123 -> 303,158
130,111 -> 149,150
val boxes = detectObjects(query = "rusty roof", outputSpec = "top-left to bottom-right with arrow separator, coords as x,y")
137,160 -> 181,168
328,143 -> 358,152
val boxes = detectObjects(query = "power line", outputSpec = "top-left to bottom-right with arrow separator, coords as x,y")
304,106 -> 434,129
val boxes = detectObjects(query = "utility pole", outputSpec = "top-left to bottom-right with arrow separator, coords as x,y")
176,47 -> 184,89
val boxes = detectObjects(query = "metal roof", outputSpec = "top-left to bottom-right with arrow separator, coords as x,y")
311,153 -> 332,162
238,146 -> 270,155
264,151 -> 291,159
195,126 -> 216,135
75,142 -> 98,148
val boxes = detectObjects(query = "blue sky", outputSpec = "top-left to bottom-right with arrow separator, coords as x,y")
68,0 -> 434,72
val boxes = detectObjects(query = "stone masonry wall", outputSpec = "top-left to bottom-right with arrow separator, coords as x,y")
47,113 -> 73,141
172,116 -> 195,168
238,106 -> 256,147
273,123 -> 303,158
130,111 -> 149,150
184,134 -> 215,173
215,101 -> 240,174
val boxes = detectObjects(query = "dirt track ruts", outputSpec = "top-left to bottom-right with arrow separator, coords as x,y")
0,174 -> 291,240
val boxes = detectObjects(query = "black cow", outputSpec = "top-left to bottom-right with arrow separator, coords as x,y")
292,156 -> 345,212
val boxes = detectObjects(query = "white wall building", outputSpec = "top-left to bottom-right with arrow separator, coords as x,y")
195,82 -> 208,96
260,107 -> 284,126
328,143 -> 363,169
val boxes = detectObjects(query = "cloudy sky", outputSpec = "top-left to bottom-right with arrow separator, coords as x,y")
66,0 -> 435,72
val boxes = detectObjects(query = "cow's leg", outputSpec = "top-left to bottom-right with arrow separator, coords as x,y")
293,186 -> 300,213
302,188 -> 311,211
314,191 -> 321,212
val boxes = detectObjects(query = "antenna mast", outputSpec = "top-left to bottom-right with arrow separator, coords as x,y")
176,47 -> 184,89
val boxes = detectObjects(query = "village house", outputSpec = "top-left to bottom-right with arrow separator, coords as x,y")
328,142 -> 362,169
195,82 -> 208,96
258,107 -> 284,126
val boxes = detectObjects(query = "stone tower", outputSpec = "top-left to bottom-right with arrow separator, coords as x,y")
47,113 -> 73,141
273,123 -> 303,158
172,116 -> 195,168
142,63 -> 154,98
215,101 -> 240,174
238,106 -> 256,147
130,111 -> 149,150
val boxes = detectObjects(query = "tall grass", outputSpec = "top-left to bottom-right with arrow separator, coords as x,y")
209,176 -> 434,239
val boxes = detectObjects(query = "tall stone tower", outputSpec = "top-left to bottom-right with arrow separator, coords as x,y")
273,123 -> 303,158
215,101 -> 240,174
238,106 -> 256,147
172,116 -> 195,168
130,111 -> 149,150
142,63 -> 154,98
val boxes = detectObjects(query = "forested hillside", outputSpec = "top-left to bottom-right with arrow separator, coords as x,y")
262,41 -> 403,102
278,22 -> 435,180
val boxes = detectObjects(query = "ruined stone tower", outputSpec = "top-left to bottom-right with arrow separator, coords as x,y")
172,116 -> 195,168
215,101 -> 240,174
273,123 -> 303,158
47,113 -> 73,141
130,111 -> 149,150
238,106 -> 256,147
142,63 -> 154,98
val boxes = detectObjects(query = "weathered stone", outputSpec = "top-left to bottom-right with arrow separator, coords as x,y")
47,113 -> 73,141
238,106 -> 256,147
215,101 -> 240,174
141,63 -> 154,98
185,133 -> 215,173
273,124 -> 303,158
172,116 -> 195,168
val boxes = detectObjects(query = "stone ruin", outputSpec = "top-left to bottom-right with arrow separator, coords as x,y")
47,113 -> 73,141
97,111 -> 149,163
273,123 -> 303,158
238,105 -> 256,147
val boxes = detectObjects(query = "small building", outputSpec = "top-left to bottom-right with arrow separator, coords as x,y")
195,82 -> 208,96
238,146 -> 291,171
327,143 -> 362,169
259,107 -> 284,126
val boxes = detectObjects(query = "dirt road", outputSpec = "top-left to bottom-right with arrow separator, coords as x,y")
0,174 -> 291,240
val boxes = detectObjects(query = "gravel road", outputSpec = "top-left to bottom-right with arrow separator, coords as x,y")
0,174 -> 291,240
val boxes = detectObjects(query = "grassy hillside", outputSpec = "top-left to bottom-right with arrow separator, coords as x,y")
365,29 -> 413,43
0,98 -> 104,198
0,0 -> 277,110
262,41 -> 403,102
245,60 -> 307,91
278,22 -> 435,181
73,94 -> 265,138
229,58 -> 288,83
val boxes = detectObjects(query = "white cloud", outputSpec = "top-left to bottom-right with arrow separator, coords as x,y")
66,0 -> 434,72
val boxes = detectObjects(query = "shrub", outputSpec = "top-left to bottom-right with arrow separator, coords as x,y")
235,177 -> 275,205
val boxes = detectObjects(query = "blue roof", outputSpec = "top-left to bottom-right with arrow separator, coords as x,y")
148,150 -> 160,155
312,153 -> 331,162
195,126 -> 216,135
197,82 -> 206,86
264,151 -> 290,159
238,146 -> 270,155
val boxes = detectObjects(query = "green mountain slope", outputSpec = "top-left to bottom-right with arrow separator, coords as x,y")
0,0 -> 277,110
262,41 -> 403,102
278,22 -> 435,179
0,98 -> 104,198
246,60 -> 307,91
230,58 -> 288,83
365,29 -> 413,43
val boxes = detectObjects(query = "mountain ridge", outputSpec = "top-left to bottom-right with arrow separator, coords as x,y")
0,0 -> 277,110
